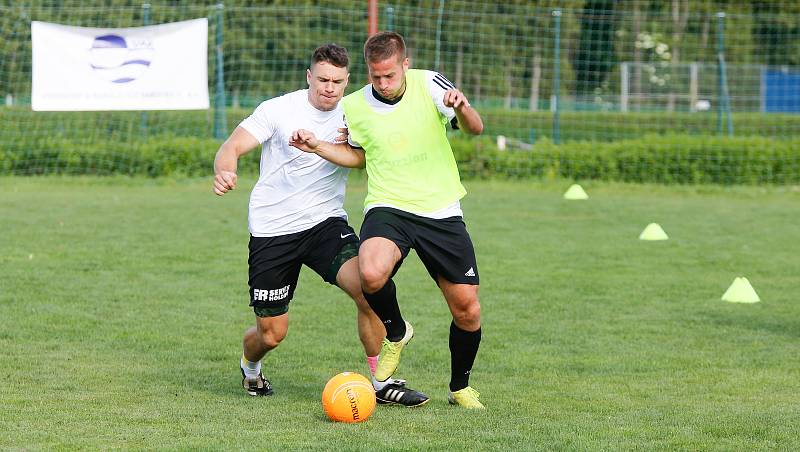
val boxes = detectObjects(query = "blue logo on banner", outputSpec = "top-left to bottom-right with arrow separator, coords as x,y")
89,34 -> 153,83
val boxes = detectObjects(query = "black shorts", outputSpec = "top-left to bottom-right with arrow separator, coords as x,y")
248,217 -> 359,317
359,207 -> 479,285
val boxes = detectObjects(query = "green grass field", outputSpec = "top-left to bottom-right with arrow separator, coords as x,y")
1,177 -> 799,450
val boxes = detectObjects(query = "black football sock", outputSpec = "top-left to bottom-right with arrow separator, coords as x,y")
363,279 -> 406,341
449,321 -> 482,392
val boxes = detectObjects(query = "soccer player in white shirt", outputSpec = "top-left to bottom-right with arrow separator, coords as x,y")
212,44 -> 428,407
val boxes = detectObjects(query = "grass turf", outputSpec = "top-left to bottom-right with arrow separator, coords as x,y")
1,177 -> 798,450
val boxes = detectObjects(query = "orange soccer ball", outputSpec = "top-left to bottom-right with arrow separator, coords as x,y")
321,372 -> 376,423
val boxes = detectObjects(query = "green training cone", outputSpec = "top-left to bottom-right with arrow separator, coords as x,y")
563,184 -> 588,200
721,277 -> 761,303
639,223 -> 668,241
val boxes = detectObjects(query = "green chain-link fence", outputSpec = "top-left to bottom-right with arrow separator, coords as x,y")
1,1 -> 799,183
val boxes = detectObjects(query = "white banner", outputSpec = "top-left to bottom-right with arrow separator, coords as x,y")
32,19 -> 209,111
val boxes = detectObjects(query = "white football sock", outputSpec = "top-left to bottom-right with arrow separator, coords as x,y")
241,355 -> 261,379
372,377 -> 389,390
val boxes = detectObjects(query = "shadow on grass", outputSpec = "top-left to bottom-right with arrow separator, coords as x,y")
699,308 -> 799,339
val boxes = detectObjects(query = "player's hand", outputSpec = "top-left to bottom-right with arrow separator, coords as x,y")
443,88 -> 471,110
289,129 -> 320,153
334,127 -> 348,144
214,170 -> 237,196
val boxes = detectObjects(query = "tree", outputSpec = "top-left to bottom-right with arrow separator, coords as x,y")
573,0 -> 617,97
752,1 -> 800,66
667,0 -> 689,111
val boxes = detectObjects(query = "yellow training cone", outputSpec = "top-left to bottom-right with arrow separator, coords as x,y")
563,184 -> 588,200
721,277 -> 761,303
639,223 -> 668,241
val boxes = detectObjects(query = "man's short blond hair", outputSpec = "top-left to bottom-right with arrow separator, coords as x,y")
364,31 -> 406,64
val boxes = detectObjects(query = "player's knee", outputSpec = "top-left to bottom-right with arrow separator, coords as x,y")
259,329 -> 286,350
452,296 -> 481,326
360,267 -> 389,294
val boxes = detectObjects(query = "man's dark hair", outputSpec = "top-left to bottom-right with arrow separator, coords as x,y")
364,31 -> 406,64
312,44 -> 349,69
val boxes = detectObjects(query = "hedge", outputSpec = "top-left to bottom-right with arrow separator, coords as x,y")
452,134 -> 800,185
0,137 -> 257,177
1,134 -> 798,185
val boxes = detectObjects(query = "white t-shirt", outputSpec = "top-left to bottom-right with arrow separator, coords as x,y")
347,70 -> 463,219
239,89 -> 349,237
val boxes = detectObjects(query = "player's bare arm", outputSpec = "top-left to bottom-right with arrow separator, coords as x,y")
443,88 -> 483,135
213,126 -> 260,196
289,128 -> 366,169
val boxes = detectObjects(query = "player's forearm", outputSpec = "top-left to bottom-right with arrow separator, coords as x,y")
214,142 -> 241,174
455,106 -> 484,135
313,142 -> 366,168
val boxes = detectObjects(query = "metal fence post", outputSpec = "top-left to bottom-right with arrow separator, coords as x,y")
620,62 -> 629,112
717,12 -> 733,136
552,9 -> 561,144
434,0 -> 445,71
141,3 -> 150,138
213,3 -> 227,140
386,6 -> 394,32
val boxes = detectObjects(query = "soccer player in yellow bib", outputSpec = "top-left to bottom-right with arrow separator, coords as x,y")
290,32 -> 485,408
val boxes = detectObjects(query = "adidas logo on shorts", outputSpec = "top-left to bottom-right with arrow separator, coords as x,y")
465,267 -> 476,277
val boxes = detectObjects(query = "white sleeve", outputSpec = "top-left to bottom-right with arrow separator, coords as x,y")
343,114 -> 362,148
238,99 -> 278,144
425,70 -> 457,122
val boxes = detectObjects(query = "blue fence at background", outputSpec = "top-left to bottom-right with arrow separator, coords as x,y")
763,69 -> 800,113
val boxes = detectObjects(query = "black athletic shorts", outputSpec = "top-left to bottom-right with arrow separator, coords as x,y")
359,207 -> 479,285
248,217 -> 359,317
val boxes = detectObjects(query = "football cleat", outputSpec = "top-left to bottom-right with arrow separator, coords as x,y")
374,321 -> 414,381
448,386 -> 484,409
375,379 -> 429,407
240,367 -> 274,396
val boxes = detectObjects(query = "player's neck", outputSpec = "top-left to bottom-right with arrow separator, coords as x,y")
371,82 -> 405,105
306,90 -> 336,112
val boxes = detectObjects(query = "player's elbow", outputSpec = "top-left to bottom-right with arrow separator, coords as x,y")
340,160 -> 364,169
468,122 -> 484,135
338,154 -> 365,169
352,149 -> 366,168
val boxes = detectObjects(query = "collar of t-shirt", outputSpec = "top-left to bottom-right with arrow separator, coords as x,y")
302,89 -> 340,121
371,85 -> 403,105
